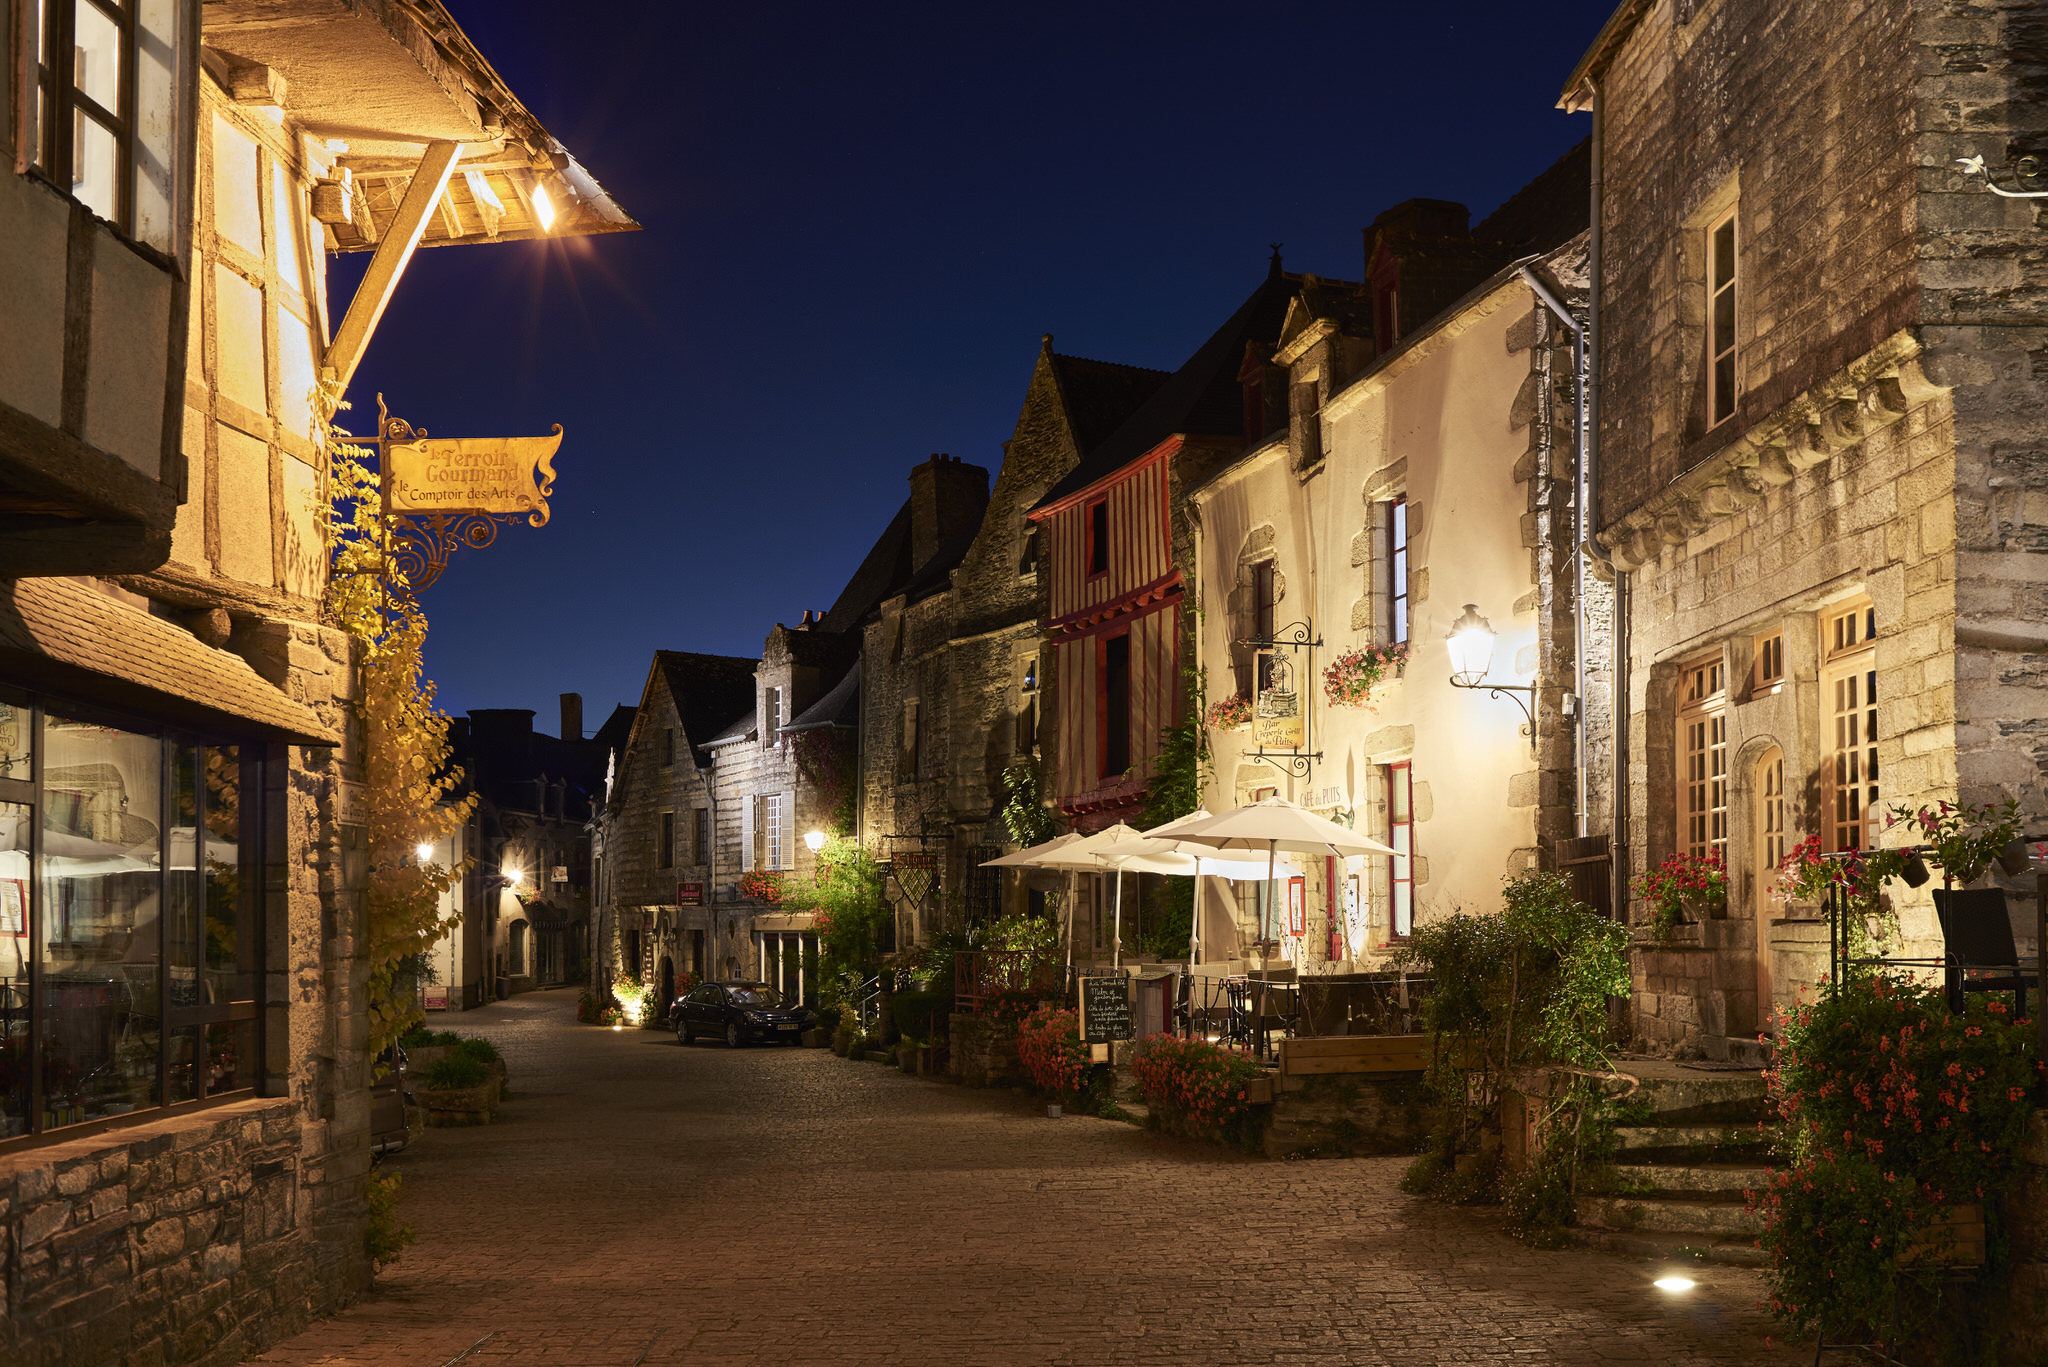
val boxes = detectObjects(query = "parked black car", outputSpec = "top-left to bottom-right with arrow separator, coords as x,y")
673,981 -> 811,1047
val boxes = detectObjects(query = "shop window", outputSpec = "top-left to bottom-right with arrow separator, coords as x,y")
1707,206 -> 1739,427
21,0 -> 189,251
1386,762 -> 1414,938
0,690 -> 267,1149
1822,600 -> 1878,852
1679,656 -> 1729,859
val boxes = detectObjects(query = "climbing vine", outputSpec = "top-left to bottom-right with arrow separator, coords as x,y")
323,400 -> 476,1061
1000,762 -> 1058,849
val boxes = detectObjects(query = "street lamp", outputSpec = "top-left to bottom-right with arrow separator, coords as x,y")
415,841 -> 434,863
805,830 -> 828,854
1444,604 -> 1538,754
503,866 -> 523,889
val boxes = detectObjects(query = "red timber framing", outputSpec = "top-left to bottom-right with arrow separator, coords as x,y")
1030,440 -> 1184,827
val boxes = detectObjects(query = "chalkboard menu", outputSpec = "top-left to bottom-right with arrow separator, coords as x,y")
1081,975 -> 1133,1044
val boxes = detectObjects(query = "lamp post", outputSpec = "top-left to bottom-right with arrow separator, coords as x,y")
1444,604 -> 1539,755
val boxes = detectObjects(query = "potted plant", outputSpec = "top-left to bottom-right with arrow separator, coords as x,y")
1887,798 -> 2022,886
1629,851 -> 1727,941
1321,642 -> 1409,711
1774,835 -> 1903,957
1204,692 -> 1253,732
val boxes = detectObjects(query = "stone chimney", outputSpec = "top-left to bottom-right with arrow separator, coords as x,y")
907,453 -> 989,575
1370,197 -> 1469,240
560,692 -> 583,741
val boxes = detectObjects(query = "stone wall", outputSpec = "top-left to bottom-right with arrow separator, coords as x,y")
1261,1073 -> 1437,1160
0,1098 -> 347,1367
946,1012 -> 1022,1088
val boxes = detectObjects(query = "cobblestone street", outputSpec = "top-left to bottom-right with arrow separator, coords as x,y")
253,990 -> 1786,1366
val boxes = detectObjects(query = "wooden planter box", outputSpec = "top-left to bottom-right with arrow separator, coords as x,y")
1277,1033 -> 1433,1078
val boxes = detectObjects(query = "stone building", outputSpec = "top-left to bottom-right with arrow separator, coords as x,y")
0,2 -> 630,1361
433,696 -> 618,1008
593,651 -> 752,1012
1561,0 -> 2048,1057
910,343 -> 1170,932
1191,224 -> 1592,975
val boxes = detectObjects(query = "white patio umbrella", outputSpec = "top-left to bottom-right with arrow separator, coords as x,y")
978,833 -> 1087,868
1096,814 -> 1294,966
979,831 -> 1121,967
1169,797 -> 1402,1012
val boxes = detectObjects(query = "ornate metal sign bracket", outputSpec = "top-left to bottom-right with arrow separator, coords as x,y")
1957,154 -> 2048,199
1240,620 -> 1324,779
374,394 -> 561,593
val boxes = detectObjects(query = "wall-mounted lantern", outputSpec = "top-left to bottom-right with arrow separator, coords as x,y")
1444,604 -> 1538,755
804,829 -> 828,854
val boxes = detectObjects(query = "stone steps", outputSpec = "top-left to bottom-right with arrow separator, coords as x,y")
1576,1193 -> 1765,1238
1593,1161 -> 1774,1201
1613,1123 -> 1773,1163
1570,1227 -> 1767,1268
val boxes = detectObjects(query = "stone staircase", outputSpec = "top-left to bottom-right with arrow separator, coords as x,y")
1571,1060 -> 1775,1267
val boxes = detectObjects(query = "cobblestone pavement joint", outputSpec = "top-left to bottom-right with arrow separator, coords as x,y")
251,989 -> 1788,1366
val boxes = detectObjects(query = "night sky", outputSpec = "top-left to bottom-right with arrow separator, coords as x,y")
333,0 -> 1619,736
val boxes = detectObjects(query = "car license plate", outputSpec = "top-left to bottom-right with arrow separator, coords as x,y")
778,1023 -> 798,1031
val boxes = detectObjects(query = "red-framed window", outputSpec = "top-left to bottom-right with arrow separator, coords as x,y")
1387,762 -> 1413,938
1086,499 -> 1110,579
1100,631 -> 1131,778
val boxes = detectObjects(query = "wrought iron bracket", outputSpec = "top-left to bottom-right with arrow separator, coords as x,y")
1243,749 -> 1323,778
1240,621 -> 1322,652
374,395 -> 555,594
1957,154 -> 2048,198
1448,677 -> 1539,755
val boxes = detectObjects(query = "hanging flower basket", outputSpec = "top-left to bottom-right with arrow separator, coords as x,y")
1322,643 -> 1409,710
1204,692 -> 1253,731
738,869 -> 786,904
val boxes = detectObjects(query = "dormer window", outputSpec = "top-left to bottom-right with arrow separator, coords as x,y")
1018,523 -> 1040,578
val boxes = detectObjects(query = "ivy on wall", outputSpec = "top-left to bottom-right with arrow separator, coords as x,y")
323,402 -> 476,1060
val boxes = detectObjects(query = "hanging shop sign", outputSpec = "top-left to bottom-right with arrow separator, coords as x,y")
374,394 -> 563,592
891,850 -> 938,907
676,881 -> 705,907
1254,653 -> 1304,751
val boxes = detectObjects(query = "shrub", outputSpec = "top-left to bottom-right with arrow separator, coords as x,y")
424,1055 -> 488,1090
893,987 -> 954,1043
452,1036 -> 499,1065
367,1165 -> 414,1270
813,1004 -> 845,1034
1129,1034 -> 1265,1147
401,1028 -> 459,1050
1016,1005 -> 1092,1104
1752,972 -> 2037,1342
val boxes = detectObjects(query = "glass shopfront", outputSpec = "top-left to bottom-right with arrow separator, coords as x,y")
0,689 -> 267,1146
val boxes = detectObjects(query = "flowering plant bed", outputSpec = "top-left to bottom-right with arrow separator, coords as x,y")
1321,642 -> 1408,710
1629,851 -> 1727,941
1204,692 -> 1252,730
1129,1034 -> 1267,1148
738,869 -> 786,904
1015,1005 -> 1105,1107
1751,972 -> 2036,1343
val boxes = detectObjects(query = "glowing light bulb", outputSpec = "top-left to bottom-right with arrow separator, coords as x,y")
532,184 -> 556,231
1653,1276 -> 1696,1293
415,842 -> 434,862
805,830 -> 827,853
504,867 -> 523,887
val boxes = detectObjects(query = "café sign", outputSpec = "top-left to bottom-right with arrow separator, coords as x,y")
385,430 -> 562,520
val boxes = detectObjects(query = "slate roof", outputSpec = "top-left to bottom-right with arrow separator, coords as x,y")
1047,351 -> 1172,454
1474,138 -> 1592,255
0,577 -> 338,744
655,651 -> 758,758
452,708 -> 610,820
1035,262 -> 1296,509
782,661 -> 860,734
817,501 -> 912,635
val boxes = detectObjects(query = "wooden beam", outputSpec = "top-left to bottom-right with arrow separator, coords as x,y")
324,139 -> 462,396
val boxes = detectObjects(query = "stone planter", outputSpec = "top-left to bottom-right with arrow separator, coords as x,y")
417,1081 -> 496,1127
406,1045 -> 456,1073
898,1046 -> 922,1074
801,1027 -> 828,1048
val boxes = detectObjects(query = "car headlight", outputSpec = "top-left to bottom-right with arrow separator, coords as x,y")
743,1011 -> 769,1023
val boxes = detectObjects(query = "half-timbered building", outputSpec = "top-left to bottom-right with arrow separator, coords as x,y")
1027,263 -> 1296,833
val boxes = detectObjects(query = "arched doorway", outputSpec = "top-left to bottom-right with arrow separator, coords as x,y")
657,957 -> 675,1023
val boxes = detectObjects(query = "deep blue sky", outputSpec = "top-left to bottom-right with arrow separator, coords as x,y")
335,0 -> 1617,735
